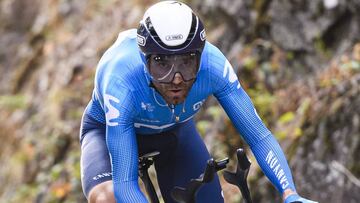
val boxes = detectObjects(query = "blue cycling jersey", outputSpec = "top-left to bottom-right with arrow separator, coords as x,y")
86,29 -> 296,202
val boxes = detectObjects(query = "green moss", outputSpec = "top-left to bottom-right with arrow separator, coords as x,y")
0,94 -> 27,111
196,120 -> 212,136
286,136 -> 302,160
274,130 -> 287,140
9,184 -> 38,203
350,162 -> 360,178
67,108 -> 84,120
279,111 -> 295,124
72,161 -> 82,180
50,164 -> 64,180
206,106 -> 224,119
248,89 -> 276,123
314,37 -> 332,58
243,56 -> 258,70
286,52 -> 295,60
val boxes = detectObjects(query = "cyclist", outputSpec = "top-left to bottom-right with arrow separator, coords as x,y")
80,1 -> 318,203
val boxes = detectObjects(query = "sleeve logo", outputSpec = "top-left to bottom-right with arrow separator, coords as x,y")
223,60 -> 241,89
104,94 -> 120,126
266,150 -> 290,190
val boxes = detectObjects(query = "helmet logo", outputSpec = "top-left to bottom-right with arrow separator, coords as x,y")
137,34 -> 146,46
170,2 -> 183,6
165,34 -> 183,41
200,29 -> 206,41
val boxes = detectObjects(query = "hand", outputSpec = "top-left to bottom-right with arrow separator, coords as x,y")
284,194 -> 318,203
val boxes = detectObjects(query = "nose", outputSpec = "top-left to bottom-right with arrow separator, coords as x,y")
172,72 -> 184,85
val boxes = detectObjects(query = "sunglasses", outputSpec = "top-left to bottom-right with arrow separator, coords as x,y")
147,52 -> 200,83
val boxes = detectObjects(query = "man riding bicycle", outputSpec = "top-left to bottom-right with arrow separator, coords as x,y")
80,1 -> 318,203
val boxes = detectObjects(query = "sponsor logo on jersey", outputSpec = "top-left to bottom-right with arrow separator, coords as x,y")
141,102 -> 155,112
265,150 -> 290,190
193,99 -> 205,111
254,108 -> 261,120
134,115 -> 194,129
140,118 -> 160,123
104,94 -> 120,126
223,60 -> 241,89
92,172 -> 112,181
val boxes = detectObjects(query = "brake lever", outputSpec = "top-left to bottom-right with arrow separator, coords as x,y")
223,148 -> 253,203
201,158 -> 229,183
171,157 -> 229,203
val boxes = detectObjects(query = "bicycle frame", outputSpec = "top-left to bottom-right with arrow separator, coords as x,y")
138,148 -> 253,203
138,151 -> 161,203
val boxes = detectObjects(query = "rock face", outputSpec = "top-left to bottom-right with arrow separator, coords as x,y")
269,0 -> 360,51
0,0 -> 149,202
195,0 -> 360,202
262,49 -> 360,203
196,0 -> 360,73
288,66 -> 360,203
0,0 -> 359,202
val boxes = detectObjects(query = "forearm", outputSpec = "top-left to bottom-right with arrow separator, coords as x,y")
113,180 -> 148,203
213,50 -> 316,203
217,86 -> 297,197
107,125 -> 147,202
250,134 -> 296,195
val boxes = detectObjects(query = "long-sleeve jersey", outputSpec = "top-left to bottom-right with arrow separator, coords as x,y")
85,29 -> 296,202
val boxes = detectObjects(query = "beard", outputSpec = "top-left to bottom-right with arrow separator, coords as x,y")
152,80 -> 195,105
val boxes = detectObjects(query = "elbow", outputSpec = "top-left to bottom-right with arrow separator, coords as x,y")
113,180 -> 148,203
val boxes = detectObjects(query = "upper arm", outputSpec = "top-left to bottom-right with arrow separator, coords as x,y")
206,44 -> 271,146
101,79 -> 149,202
101,78 -> 139,180
217,86 -> 271,147
205,43 -> 241,98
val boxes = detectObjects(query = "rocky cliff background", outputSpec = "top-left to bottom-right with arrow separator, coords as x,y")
0,0 -> 359,202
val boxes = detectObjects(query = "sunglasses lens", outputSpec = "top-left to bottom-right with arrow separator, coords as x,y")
148,52 -> 199,83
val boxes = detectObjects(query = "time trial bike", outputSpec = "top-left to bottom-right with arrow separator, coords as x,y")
138,148 -> 253,203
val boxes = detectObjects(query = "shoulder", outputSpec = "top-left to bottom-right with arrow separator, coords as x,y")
202,42 -> 227,65
99,29 -> 139,66
95,29 -> 147,92
98,29 -> 143,75
199,42 -> 227,78
200,42 -> 229,77
199,41 -> 241,95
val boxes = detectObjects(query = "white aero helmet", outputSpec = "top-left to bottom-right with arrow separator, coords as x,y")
137,1 -> 206,56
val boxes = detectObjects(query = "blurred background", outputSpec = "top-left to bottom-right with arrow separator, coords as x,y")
0,0 -> 359,202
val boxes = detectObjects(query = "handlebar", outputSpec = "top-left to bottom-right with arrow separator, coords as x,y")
223,148 -> 253,203
139,148 -> 253,203
171,158 -> 230,203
